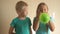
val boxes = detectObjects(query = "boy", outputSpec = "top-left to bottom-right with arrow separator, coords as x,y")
33,2 -> 55,34
9,1 -> 32,34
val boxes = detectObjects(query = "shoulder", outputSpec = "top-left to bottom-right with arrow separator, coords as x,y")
12,17 -> 19,23
33,17 -> 36,21
26,17 -> 31,20
50,17 -> 55,23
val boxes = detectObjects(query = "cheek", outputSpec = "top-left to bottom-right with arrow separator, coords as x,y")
45,9 -> 48,12
23,11 -> 28,16
17,12 -> 21,15
44,7 -> 48,12
25,11 -> 28,15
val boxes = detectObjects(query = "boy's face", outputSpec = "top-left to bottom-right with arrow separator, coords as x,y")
17,6 -> 28,17
39,5 -> 48,13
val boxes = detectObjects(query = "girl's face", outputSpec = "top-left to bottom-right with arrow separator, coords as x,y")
39,5 -> 48,13
17,6 -> 28,17
37,5 -> 48,14
36,5 -> 48,16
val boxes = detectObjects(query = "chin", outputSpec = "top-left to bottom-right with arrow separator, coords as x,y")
23,15 -> 26,17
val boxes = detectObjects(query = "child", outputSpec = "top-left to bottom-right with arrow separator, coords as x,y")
9,1 -> 32,34
33,2 -> 55,34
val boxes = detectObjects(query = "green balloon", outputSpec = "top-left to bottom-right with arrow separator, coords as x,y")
39,13 -> 50,24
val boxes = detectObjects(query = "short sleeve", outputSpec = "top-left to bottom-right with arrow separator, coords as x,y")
50,17 -> 55,23
48,17 -> 55,28
28,18 -> 32,27
10,19 -> 16,28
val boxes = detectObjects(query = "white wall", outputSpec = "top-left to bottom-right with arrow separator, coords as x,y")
0,0 -> 60,34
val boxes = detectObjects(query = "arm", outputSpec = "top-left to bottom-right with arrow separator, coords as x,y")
47,21 -> 55,32
33,12 -> 41,31
9,26 -> 15,34
33,17 -> 40,31
30,26 -> 32,34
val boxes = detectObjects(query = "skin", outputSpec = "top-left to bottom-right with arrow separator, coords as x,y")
9,6 -> 32,34
33,5 -> 55,32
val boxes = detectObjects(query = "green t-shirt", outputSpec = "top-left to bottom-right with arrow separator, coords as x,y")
33,17 -> 54,34
10,17 -> 31,34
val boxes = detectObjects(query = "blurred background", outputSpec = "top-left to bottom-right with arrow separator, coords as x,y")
0,0 -> 60,34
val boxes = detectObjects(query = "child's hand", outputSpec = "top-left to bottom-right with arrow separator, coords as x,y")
46,21 -> 55,32
36,13 -> 40,18
36,12 -> 41,20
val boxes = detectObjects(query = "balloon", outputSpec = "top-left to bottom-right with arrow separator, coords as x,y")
39,13 -> 50,24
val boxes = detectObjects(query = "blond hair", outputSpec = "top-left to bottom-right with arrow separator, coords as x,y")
15,1 -> 28,11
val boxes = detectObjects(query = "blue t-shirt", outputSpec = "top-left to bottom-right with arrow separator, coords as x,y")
10,17 -> 32,34
33,17 -> 54,34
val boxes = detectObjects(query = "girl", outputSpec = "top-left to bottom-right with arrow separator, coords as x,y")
33,2 -> 55,34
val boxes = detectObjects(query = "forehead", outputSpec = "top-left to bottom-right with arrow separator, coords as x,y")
16,6 -> 28,12
40,5 -> 48,8
22,6 -> 28,9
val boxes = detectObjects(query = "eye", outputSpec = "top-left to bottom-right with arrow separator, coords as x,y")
40,9 -> 43,11
44,9 -> 46,11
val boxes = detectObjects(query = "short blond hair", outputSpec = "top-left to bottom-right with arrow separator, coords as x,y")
15,1 -> 28,11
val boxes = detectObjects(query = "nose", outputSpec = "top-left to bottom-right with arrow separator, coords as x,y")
42,8 -> 47,13
41,9 -> 45,13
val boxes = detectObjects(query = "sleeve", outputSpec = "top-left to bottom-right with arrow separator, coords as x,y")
48,17 -> 55,28
50,17 -> 55,23
10,19 -> 16,28
28,18 -> 32,27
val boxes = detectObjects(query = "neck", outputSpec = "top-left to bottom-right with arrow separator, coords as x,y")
18,16 -> 26,20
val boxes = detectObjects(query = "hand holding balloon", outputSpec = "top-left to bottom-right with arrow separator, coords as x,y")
39,13 -> 50,24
